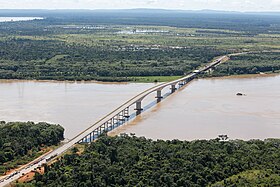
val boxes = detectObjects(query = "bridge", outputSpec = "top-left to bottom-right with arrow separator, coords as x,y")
73,55 -> 230,144
0,54 -> 235,187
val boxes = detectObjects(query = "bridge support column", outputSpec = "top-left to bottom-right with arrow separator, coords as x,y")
124,107 -> 130,118
119,111 -> 126,122
113,116 -> 118,128
171,84 -> 176,93
135,101 -> 143,115
155,90 -> 163,102
89,132 -> 93,142
105,122 -> 109,131
98,127 -> 101,135
156,90 -> 163,99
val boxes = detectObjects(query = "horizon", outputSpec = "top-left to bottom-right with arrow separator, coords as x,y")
0,0 -> 279,12
0,8 -> 279,14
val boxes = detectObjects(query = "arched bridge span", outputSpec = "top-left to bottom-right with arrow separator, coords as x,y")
75,55 -> 229,143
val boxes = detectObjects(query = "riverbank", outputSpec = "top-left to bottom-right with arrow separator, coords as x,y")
0,76 -> 181,84
1,71 -> 279,84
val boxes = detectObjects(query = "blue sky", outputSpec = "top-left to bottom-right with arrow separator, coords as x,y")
0,0 -> 279,12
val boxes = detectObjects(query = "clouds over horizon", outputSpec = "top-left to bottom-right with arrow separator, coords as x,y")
0,0 -> 279,12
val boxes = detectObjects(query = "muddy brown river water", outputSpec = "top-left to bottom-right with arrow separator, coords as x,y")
0,75 -> 279,140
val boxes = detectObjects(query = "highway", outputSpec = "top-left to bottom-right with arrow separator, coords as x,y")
0,54 -> 231,187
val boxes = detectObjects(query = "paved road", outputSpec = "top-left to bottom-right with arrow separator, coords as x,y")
0,55 -> 231,187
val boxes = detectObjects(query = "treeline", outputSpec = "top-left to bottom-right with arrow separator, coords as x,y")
212,52 -> 280,76
0,38 -> 220,62
0,121 -> 64,174
25,134 -> 280,187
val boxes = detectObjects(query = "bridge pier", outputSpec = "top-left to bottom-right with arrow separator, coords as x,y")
107,119 -> 112,131
135,101 -> 143,115
171,84 -> 176,93
155,90 -> 163,102
124,107 -> 130,118
156,90 -> 163,99
105,122 -> 109,131
89,132 -> 94,142
113,115 -> 118,128
101,124 -> 105,131
119,111 -> 126,121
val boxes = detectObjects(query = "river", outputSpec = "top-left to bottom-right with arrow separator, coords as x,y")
111,74 -> 280,140
0,75 -> 279,140
0,80 -> 154,139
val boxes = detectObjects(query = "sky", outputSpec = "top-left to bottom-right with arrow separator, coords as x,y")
0,0 -> 279,12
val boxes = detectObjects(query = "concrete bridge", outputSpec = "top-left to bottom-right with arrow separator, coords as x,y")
0,54 -> 233,187
75,55 -> 229,143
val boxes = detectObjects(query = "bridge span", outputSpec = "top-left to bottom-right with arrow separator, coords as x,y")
75,55 -> 229,143
0,54 -> 234,187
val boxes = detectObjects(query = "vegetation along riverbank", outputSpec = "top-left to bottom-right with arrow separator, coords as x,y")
0,121 -> 64,176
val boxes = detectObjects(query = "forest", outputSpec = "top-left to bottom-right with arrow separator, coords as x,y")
211,52 -> 280,76
0,10 -> 279,82
0,121 -> 64,174
0,37 -> 224,81
20,134 -> 280,187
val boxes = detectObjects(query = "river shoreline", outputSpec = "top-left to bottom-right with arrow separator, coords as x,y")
0,72 -> 279,84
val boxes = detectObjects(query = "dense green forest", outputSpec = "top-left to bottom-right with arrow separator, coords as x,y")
0,10 -> 279,82
211,52 -> 280,76
0,121 -> 64,174
22,134 -> 280,187
0,37 -> 225,81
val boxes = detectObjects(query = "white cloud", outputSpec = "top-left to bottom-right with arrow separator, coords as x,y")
0,0 -> 279,11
